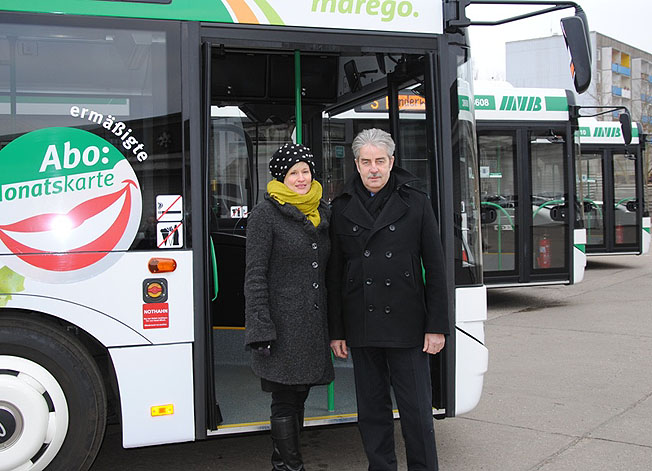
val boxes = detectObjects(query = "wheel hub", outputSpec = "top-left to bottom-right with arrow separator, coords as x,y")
0,402 -> 23,450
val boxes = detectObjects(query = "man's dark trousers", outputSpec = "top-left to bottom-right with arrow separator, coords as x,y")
351,346 -> 439,471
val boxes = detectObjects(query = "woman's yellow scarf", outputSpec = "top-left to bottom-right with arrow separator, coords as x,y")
267,179 -> 322,227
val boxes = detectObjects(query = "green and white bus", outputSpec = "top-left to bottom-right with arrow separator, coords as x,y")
0,1 -> 591,470
577,118 -> 650,255
475,85 -> 586,287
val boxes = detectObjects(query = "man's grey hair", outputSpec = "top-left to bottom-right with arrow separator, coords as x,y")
351,128 -> 395,160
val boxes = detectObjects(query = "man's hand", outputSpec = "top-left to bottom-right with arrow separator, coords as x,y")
423,333 -> 445,355
330,339 -> 349,359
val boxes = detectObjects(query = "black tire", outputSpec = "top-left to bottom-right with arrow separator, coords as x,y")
0,314 -> 107,471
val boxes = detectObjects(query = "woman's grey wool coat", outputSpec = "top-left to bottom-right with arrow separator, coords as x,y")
244,193 -> 334,386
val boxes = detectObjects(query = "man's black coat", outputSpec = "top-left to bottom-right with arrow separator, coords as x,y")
327,166 -> 450,348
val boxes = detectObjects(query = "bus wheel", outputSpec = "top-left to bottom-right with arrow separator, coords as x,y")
0,315 -> 107,471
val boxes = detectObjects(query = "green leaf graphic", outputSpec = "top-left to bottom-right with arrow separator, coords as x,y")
0,266 -> 26,308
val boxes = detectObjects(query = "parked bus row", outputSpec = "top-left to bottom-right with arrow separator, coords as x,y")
476,84 -> 649,288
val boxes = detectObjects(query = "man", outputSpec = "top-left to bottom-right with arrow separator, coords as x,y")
327,128 -> 449,471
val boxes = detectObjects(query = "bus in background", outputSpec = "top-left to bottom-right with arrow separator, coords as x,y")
474,84 -> 586,287
0,1 -> 591,470
577,118 -> 650,255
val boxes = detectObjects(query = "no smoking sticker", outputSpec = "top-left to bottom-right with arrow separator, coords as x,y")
156,195 -> 182,222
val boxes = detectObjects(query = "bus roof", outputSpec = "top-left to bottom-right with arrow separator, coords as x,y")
577,118 -> 640,145
474,85 -> 570,122
0,0 -> 444,35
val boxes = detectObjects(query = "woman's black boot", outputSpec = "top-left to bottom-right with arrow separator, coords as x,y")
270,415 -> 305,471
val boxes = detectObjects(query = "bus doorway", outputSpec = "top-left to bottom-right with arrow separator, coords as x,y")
200,34 -> 457,434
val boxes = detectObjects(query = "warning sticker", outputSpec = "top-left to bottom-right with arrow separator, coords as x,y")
143,303 -> 169,329
157,222 -> 183,248
156,195 -> 183,222
230,205 -> 248,218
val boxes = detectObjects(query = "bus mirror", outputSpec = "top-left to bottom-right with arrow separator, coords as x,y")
619,112 -> 632,146
560,15 -> 591,94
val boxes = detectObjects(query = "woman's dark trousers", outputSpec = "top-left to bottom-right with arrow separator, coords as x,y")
270,388 -> 309,471
351,346 -> 439,471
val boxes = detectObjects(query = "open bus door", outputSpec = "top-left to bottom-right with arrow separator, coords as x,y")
199,32 -> 457,433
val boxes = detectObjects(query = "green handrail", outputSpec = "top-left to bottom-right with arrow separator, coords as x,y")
481,201 -> 515,229
294,49 -> 334,410
294,50 -> 302,144
583,198 -> 603,219
210,238 -> 219,302
481,201 -> 515,271
582,198 -> 603,244
615,196 -> 635,208
532,199 -> 565,219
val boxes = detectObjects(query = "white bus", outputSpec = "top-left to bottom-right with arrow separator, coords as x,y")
0,1 -> 591,470
474,85 -> 587,287
577,118 -> 651,255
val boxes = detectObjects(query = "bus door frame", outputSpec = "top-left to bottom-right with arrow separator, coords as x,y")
478,121 -> 574,285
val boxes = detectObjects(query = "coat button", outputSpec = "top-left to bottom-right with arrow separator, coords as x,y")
352,225 -> 359,232
313,282 -> 319,289
385,251 -> 392,258
314,303 -> 319,310
367,304 -> 375,312
384,306 -> 391,314
404,271 -> 410,278
389,224 -> 396,231
348,278 -> 354,283
312,243 -> 318,250
363,249 -> 371,257
312,261 -> 319,269
365,278 -> 373,285
385,278 -> 392,286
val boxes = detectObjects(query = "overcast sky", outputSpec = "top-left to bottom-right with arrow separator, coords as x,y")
468,0 -> 652,80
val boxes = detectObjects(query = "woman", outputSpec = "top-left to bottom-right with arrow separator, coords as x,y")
245,143 -> 334,471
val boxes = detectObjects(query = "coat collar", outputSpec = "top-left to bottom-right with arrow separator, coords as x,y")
337,166 -> 417,236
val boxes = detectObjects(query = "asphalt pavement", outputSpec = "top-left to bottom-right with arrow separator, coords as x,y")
91,253 -> 652,470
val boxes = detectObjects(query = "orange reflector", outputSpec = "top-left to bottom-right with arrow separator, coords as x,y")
148,258 -> 177,273
151,404 -> 174,417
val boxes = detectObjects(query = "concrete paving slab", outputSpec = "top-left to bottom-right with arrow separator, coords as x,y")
589,392 -> 652,448
436,417 -> 574,471
536,437 -> 652,471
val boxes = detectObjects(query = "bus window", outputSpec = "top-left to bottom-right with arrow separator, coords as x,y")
453,53 -> 482,286
0,20 -> 183,251
479,133 -> 518,272
579,152 -> 605,246
613,153 -> 638,245
530,132 -> 567,270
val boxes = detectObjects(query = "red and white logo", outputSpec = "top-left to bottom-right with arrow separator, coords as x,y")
0,128 -> 142,283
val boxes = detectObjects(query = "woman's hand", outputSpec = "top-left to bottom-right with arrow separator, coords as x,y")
330,339 -> 348,359
250,341 -> 271,357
